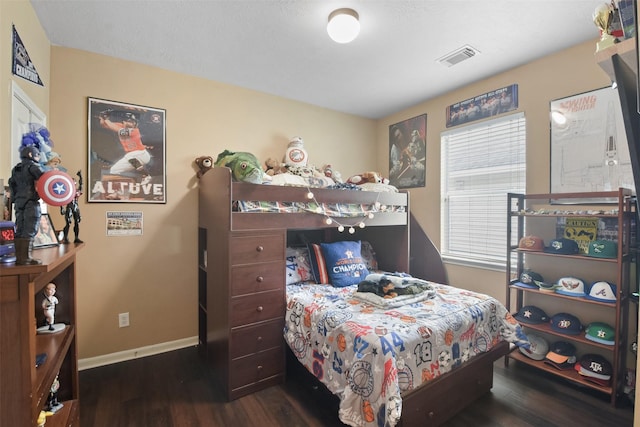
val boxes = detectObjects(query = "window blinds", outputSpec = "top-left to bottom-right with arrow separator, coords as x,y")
441,112 -> 526,267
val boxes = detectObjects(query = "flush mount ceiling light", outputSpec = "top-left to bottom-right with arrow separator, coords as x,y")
327,8 -> 360,44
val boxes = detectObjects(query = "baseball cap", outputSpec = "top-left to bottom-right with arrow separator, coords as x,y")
514,305 -> 549,325
586,240 -> 617,259
585,322 -> 615,346
544,341 -> 577,370
518,236 -> 544,251
536,280 -> 558,293
519,333 -> 549,361
586,281 -> 617,303
513,270 -> 545,289
554,277 -> 587,297
544,238 -> 579,255
576,354 -> 612,380
550,312 -> 583,335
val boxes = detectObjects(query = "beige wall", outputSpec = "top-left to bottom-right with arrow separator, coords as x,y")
0,0 -> 50,176
377,39 -> 612,297
47,47 -> 376,359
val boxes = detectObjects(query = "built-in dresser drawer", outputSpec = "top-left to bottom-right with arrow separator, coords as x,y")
229,347 -> 285,391
230,318 -> 284,359
230,289 -> 284,327
230,233 -> 284,265
231,261 -> 283,296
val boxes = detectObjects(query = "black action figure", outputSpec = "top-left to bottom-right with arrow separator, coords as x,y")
8,145 -> 44,265
60,170 -> 83,244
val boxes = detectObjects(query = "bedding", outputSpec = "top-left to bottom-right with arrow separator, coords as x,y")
284,279 -> 528,427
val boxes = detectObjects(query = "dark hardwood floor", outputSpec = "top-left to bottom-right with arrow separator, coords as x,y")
79,346 -> 634,427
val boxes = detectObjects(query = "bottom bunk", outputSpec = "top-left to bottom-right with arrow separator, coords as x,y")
284,278 -> 525,427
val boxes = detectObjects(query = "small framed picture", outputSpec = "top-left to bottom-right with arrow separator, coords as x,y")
33,213 -> 59,248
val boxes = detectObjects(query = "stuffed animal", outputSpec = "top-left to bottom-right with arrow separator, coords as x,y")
321,164 -> 343,183
214,150 -> 271,184
347,171 -> 389,185
264,157 -> 289,176
194,155 -> 214,178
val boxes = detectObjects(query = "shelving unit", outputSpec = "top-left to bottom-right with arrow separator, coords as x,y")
0,243 -> 83,426
506,190 -> 634,405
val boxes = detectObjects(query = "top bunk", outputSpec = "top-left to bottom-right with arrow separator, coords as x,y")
199,166 -> 409,232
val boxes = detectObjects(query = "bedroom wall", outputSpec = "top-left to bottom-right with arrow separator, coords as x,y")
0,0 -> 50,178
376,39 -> 612,299
47,47 -> 377,360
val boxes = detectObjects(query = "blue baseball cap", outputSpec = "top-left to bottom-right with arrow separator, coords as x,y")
544,238 -> 579,255
550,312 -> 583,335
514,305 -> 549,325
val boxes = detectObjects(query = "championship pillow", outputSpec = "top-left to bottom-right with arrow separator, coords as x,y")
320,240 -> 370,287
285,246 -> 313,285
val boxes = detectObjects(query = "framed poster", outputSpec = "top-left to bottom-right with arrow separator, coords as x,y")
550,87 -> 635,196
389,114 -> 427,189
33,214 -> 58,248
87,98 -> 166,203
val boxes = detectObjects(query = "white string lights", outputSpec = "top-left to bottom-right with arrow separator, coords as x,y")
305,188 -> 385,234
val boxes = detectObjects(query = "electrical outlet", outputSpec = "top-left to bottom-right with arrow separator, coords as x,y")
118,312 -> 130,328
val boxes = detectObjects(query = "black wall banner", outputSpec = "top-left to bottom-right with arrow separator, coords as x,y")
12,25 -> 43,86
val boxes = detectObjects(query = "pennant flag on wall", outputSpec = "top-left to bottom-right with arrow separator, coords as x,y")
12,25 -> 44,86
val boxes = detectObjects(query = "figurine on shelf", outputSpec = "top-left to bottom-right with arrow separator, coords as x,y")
45,375 -> 64,413
60,170 -> 83,244
37,282 -> 65,334
8,144 -> 44,265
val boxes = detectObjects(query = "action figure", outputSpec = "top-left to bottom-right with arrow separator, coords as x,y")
8,145 -> 44,264
45,374 -> 63,413
60,171 -> 83,244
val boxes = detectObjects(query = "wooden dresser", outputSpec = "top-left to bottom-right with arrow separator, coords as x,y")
199,175 -> 287,400
0,243 -> 83,426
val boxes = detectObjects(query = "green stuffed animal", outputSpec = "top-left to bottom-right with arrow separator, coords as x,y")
214,150 -> 271,184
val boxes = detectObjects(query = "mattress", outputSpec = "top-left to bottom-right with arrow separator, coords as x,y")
284,280 -> 527,427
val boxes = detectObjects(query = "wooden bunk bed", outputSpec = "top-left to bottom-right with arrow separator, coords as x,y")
198,166 -> 512,426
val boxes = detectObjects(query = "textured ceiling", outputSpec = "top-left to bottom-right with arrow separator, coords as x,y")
30,0 -> 601,119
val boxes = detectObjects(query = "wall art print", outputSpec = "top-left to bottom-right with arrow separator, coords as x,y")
389,114 -> 427,189
88,98 -> 166,203
550,87 -> 634,196
446,84 -> 518,128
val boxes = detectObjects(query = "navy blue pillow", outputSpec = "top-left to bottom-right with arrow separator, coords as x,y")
320,240 -> 369,287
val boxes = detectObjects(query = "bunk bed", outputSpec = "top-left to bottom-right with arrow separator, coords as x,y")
198,167 -> 522,427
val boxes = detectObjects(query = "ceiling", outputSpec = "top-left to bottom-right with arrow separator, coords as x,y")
30,0 -> 601,119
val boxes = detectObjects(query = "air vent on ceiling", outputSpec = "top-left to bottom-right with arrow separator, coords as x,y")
436,45 -> 480,67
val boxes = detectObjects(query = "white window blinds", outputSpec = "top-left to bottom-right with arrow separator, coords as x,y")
441,112 -> 526,268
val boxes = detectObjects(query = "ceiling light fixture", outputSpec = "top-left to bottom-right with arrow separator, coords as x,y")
327,8 -> 360,44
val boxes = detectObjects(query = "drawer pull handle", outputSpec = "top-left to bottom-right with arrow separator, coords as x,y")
257,336 -> 263,342
256,306 -> 264,312
257,365 -> 263,371
256,276 -> 264,283
256,245 -> 264,252
428,412 -> 434,418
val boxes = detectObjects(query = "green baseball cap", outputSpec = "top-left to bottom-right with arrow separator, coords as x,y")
586,240 -> 617,259
585,322 -> 615,345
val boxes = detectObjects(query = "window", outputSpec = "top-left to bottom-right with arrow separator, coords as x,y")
441,112 -> 526,269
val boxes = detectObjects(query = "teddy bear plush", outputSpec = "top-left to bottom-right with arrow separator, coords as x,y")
347,171 -> 389,185
264,157 -> 289,176
194,155 -> 214,178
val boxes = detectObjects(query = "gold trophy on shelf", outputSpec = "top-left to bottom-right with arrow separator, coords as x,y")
593,2 -> 617,53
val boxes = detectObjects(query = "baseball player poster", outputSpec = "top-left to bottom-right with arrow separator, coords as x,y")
87,97 -> 166,203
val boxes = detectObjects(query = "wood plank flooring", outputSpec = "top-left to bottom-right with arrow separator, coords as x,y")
79,346 -> 634,427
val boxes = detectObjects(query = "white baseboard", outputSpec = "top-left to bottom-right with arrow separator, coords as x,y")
78,336 -> 199,371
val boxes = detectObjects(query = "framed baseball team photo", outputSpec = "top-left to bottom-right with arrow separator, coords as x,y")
87,97 -> 166,203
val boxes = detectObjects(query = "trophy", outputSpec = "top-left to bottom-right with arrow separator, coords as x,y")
593,2 -> 617,53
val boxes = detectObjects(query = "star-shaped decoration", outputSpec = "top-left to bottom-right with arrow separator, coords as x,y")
53,182 -> 67,194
